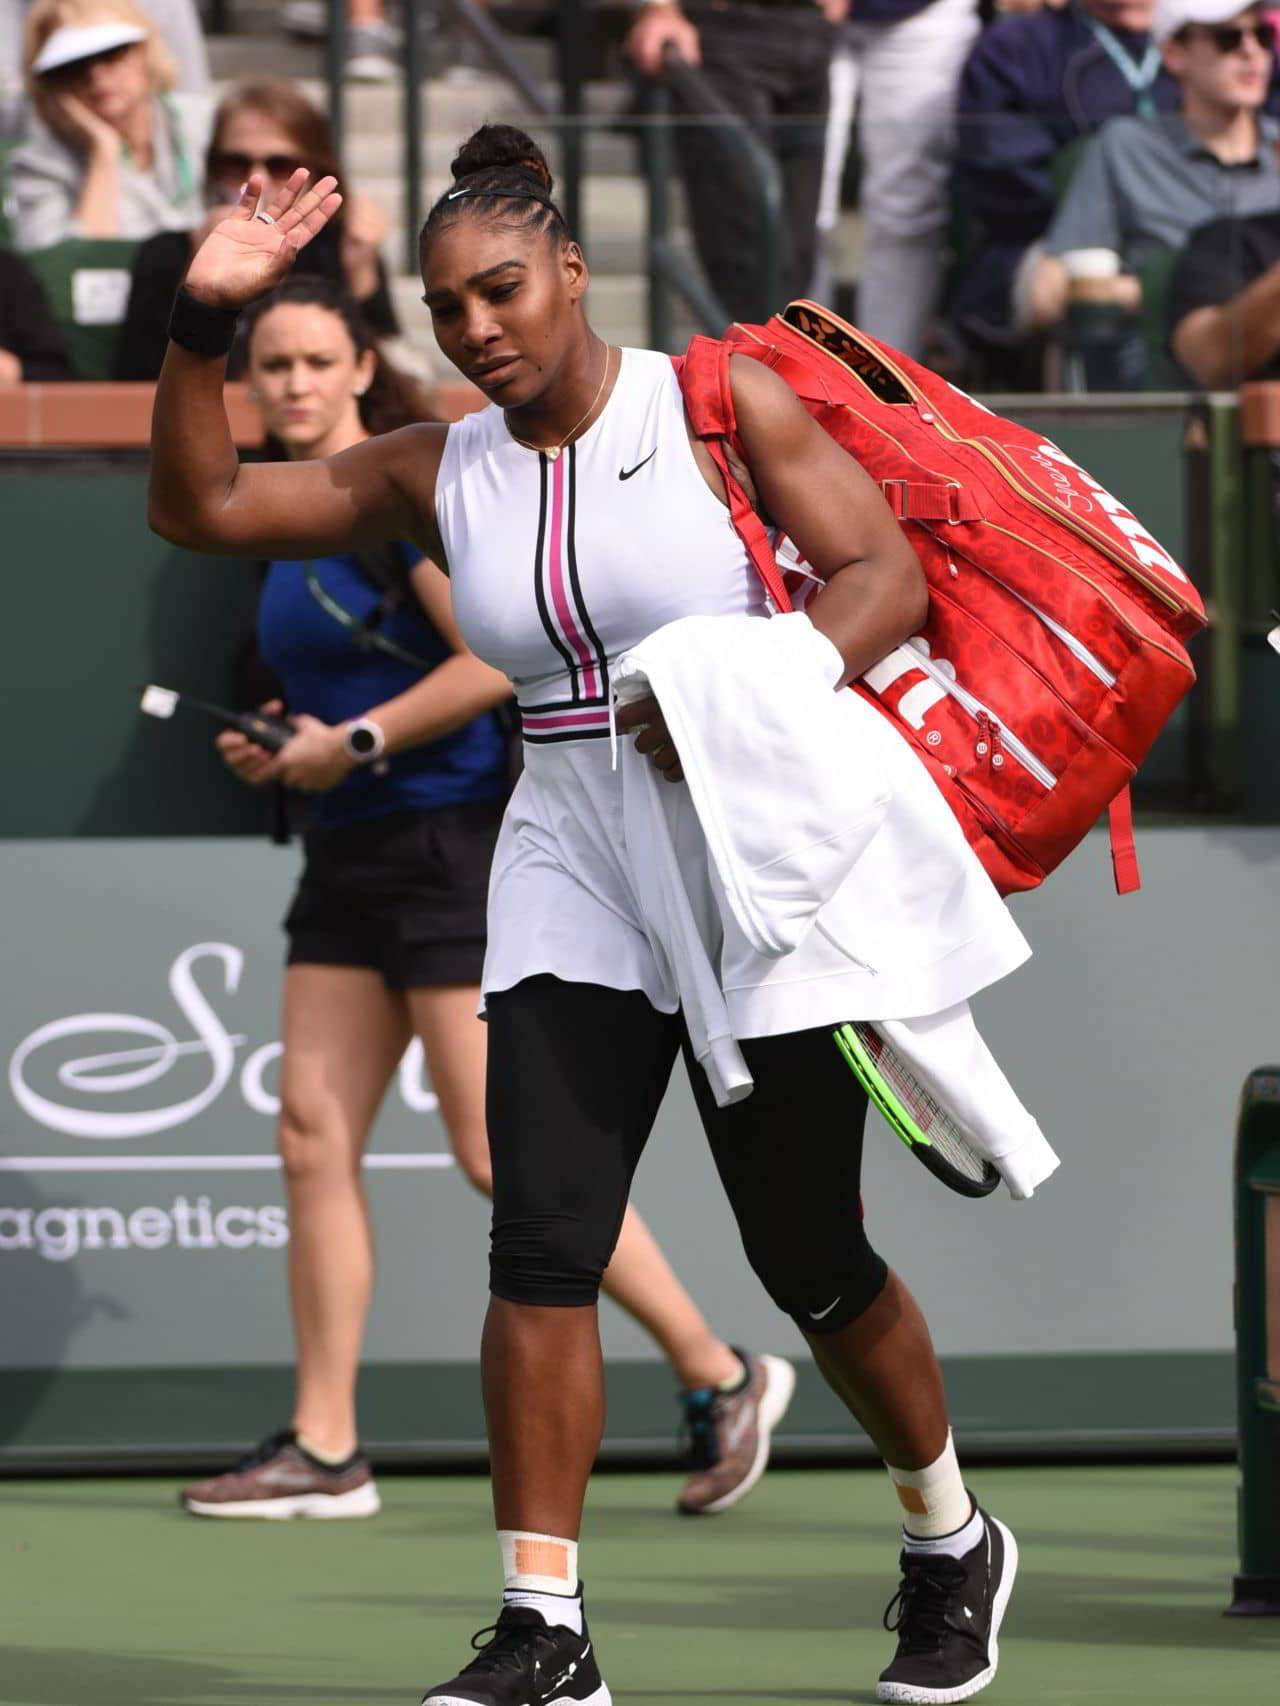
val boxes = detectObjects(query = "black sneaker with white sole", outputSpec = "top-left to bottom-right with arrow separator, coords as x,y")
876,1506 -> 1018,1704
421,1597 -> 610,1706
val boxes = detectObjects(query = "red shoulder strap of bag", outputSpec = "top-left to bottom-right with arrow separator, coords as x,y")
675,340 -> 792,613
678,338 -> 1144,897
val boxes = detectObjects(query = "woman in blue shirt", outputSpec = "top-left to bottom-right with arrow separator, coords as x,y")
182,275 -> 789,1523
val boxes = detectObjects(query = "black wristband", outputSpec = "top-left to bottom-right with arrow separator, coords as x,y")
167,286 -> 240,357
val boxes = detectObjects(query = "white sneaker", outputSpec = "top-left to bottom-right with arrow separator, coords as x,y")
346,19 -> 401,81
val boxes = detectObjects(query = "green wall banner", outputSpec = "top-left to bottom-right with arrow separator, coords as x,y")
0,426 -> 1264,1464
1,840 -> 491,1377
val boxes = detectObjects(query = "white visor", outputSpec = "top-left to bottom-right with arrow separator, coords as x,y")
1152,0 -> 1262,45
32,21 -> 147,77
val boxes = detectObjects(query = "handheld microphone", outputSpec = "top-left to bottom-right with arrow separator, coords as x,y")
139,684 -> 295,751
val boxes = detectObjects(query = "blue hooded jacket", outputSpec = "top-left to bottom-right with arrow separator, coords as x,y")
948,4 -> 1179,343
947,3 -> 1280,345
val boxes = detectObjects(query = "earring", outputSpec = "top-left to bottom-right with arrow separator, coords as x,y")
353,386 -> 368,396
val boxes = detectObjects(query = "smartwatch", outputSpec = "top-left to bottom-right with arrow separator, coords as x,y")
342,718 -> 387,764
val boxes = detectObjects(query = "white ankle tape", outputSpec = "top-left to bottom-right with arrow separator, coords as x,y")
498,1529 -> 578,1596
886,1430 -> 971,1539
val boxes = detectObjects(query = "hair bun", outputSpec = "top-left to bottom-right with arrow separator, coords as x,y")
450,124 -> 554,194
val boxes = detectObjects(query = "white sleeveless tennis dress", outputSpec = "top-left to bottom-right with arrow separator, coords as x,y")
436,346 -> 1029,1034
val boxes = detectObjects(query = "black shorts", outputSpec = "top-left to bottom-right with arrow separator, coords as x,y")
284,800 -> 504,990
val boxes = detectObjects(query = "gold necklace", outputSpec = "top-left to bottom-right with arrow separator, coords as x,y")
506,345 -> 615,462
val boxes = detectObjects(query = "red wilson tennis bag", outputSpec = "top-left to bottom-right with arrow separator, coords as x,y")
675,300 -> 1206,896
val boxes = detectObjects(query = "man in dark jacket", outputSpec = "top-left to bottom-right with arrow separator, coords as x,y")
948,0 -> 1178,363
626,0 -> 845,327
948,0 -> 1280,369
0,245 -> 73,381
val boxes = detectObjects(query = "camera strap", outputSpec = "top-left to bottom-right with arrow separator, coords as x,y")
303,547 -> 436,674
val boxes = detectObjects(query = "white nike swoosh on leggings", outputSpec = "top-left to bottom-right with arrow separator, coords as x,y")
808,1296 -> 842,1321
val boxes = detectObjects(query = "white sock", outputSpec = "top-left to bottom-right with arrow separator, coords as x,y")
498,1530 -> 582,1635
886,1430 -> 972,1540
716,1350 -> 749,1394
502,1587 -> 584,1636
902,1500 -> 985,1560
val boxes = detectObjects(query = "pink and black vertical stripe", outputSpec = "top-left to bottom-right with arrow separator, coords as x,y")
520,444 -> 613,745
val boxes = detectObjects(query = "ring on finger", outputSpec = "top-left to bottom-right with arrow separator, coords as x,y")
253,210 -> 276,225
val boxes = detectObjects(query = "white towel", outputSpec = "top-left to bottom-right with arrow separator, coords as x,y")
614,611 -> 890,957
616,735 -> 753,1106
879,1007 -> 1061,1200
611,610 -> 1058,1195
615,611 -> 1031,1019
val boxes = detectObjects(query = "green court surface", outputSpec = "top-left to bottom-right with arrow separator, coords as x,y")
4,1463 -> 1279,1705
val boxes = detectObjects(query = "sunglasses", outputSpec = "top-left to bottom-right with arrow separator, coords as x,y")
1186,20 -> 1276,52
209,149 -> 307,182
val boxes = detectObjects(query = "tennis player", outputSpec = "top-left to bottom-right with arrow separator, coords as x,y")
149,126 -> 1028,1705
180,273 -> 794,1524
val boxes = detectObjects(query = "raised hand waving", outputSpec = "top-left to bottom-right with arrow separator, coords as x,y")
184,170 -> 344,312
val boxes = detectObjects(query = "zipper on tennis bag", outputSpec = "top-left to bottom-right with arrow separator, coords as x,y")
931,568 -> 1138,770
1000,581 -> 1118,688
898,642 -> 1058,790
776,304 -> 1197,620
943,545 -> 1120,688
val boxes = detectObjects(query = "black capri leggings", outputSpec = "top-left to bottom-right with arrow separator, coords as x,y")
484,976 -> 887,1336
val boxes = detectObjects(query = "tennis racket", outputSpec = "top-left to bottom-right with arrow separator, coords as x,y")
834,1021 -> 1000,1198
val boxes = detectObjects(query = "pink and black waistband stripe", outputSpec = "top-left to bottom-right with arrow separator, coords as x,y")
520,701 -> 612,744
531,446 -> 608,704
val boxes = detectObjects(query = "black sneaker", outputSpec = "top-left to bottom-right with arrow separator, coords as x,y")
876,1505 -> 1017,1704
421,1595 -> 610,1706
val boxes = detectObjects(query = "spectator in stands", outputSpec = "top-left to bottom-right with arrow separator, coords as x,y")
625,0 -> 845,326
1025,0 -> 1280,333
815,0 -> 982,360
947,0 -> 1178,372
9,0 -> 210,250
115,78 -> 399,379
1168,205 -> 1280,380
0,242 -> 73,377
283,0 -> 403,84
4,0 -> 207,138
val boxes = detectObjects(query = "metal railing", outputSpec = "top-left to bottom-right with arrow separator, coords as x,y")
642,51 -> 784,346
317,0 -> 583,273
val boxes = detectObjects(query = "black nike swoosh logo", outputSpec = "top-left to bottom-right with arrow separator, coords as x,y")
619,448 -> 657,481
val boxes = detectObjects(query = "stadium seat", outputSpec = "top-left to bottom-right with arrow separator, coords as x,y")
1137,246 -> 1187,391
21,238 -> 141,380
